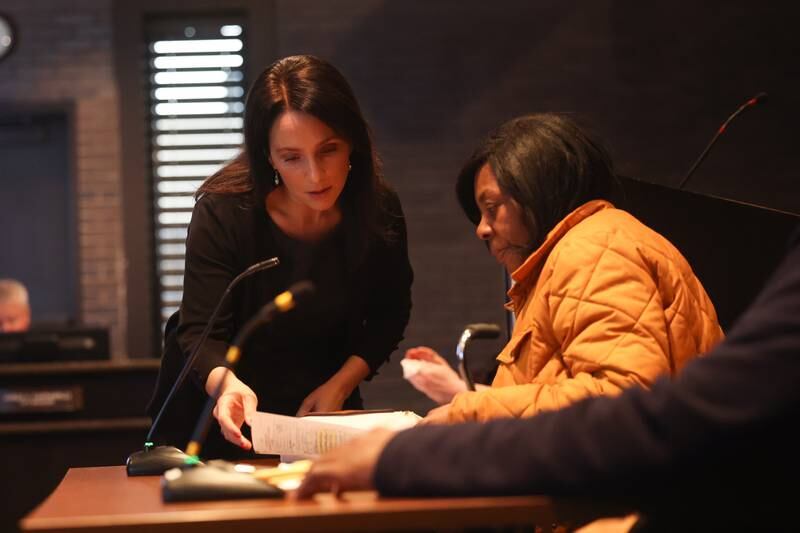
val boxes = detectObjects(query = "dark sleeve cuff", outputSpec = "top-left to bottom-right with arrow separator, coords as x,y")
374,426 -> 425,496
374,423 -> 488,497
188,337 -> 229,390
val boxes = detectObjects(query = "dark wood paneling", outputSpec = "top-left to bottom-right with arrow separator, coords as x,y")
0,360 -> 159,533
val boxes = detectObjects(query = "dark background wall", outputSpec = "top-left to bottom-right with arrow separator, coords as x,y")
1,0 -> 798,415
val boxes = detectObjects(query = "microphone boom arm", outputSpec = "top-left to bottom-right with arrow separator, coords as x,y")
184,281 -> 314,461
679,92 -> 767,190
144,257 -> 279,446
126,257 -> 279,476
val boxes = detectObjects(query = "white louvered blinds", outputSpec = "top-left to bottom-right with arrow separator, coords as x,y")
146,17 -> 247,329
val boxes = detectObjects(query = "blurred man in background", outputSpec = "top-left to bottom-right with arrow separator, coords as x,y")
0,279 -> 31,333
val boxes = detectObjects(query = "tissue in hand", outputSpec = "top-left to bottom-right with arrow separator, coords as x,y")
400,358 -> 438,379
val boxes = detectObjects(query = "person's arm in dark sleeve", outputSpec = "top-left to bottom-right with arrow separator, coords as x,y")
354,191 -> 414,377
375,233 -> 800,497
177,195 -> 238,388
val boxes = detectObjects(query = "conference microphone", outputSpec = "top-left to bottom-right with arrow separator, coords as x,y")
126,256 -> 280,476
679,91 -> 768,189
184,281 -> 315,461
456,323 -> 501,391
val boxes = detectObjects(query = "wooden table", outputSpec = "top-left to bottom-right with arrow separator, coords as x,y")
20,465 -> 563,532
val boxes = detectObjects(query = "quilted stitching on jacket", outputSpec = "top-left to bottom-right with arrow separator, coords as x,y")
449,200 -> 724,423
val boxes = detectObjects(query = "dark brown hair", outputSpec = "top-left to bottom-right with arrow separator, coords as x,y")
198,55 -> 394,259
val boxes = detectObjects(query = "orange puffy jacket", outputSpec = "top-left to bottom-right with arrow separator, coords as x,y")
449,200 -> 724,423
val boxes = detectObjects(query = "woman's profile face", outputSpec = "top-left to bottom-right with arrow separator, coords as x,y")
473,163 -> 531,273
268,109 -> 352,213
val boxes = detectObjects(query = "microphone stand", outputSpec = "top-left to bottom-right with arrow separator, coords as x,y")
126,257 -> 279,476
679,92 -> 767,190
456,323 -> 501,391
161,281 -> 314,502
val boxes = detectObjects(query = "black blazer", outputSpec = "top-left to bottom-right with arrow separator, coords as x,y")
147,189 -> 413,459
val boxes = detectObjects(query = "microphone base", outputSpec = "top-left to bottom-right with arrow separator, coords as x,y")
126,445 -> 195,476
162,461 -> 284,502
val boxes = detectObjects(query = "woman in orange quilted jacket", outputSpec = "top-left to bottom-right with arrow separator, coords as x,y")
406,113 -> 724,424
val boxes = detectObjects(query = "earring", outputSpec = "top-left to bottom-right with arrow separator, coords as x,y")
348,163 -> 352,171
273,170 -> 281,186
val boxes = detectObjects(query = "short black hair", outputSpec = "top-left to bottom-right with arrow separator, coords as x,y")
456,113 -> 616,250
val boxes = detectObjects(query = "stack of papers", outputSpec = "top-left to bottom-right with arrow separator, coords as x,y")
251,410 -> 421,460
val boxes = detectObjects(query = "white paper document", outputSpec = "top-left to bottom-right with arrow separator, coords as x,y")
251,410 -> 421,458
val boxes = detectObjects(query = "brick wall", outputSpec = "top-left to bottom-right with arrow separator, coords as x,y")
0,0 -> 126,358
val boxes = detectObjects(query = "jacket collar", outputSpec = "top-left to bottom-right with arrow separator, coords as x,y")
506,199 -> 614,310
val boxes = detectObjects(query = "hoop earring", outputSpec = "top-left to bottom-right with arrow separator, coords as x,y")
273,170 -> 281,186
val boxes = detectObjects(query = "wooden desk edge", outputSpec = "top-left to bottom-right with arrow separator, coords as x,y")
21,466 -> 560,532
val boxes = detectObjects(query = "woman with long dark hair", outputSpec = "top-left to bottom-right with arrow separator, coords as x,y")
149,55 -> 413,458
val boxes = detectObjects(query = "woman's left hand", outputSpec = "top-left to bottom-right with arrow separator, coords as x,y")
297,379 -> 350,416
297,355 -> 370,416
